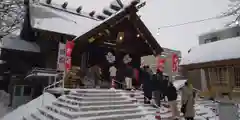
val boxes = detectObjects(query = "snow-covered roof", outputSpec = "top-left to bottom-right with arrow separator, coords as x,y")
199,25 -> 239,37
0,29 -> 40,52
180,37 -> 240,65
29,0 -> 140,36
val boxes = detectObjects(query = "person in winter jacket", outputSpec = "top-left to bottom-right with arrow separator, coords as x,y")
152,69 -> 163,107
181,81 -> 195,120
139,65 -> 153,104
166,82 -> 179,120
124,65 -> 133,90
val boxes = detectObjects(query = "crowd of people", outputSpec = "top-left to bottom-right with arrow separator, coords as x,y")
88,64 -> 196,120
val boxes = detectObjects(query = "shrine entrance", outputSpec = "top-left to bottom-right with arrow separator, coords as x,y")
70,3 -> 163,88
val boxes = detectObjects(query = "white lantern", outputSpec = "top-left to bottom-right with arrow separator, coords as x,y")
106,52 -> 115,63
123,54 -> 132,64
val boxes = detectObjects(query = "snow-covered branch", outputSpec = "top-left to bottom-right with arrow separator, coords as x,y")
0,0 -> 25,38
222,0 -> 240,26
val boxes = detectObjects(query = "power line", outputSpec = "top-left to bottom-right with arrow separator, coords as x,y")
157,15 -> 230,30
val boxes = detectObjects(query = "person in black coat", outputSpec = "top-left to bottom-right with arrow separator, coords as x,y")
152,69 -> 164,106
166,82 -> 179,120
139,65 -> 153,104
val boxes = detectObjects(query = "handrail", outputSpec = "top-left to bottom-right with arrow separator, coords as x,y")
42,80 -> 64,106
43,80 -> 63,92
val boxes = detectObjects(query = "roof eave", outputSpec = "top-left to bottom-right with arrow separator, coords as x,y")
181,58 -> 240,70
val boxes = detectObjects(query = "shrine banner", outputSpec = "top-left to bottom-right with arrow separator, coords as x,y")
172,53 -> 178,72
57,43 -> 66,71
65,40 -> 74,71
156,57 -> 165,72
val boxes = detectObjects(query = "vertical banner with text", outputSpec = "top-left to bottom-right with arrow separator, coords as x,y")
57,42 -> 66,71
172,53 -> 179,72
65,40 -> 74,72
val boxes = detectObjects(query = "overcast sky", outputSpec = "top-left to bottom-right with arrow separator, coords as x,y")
139,0 -> 233,56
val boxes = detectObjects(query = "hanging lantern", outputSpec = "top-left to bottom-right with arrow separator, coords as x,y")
123,54 -> 132,64
106,52 -> 115,63
116,32 -> 124,43
76,6 -> 82,13
62,2 -> 68,9
88,37 -> 95,43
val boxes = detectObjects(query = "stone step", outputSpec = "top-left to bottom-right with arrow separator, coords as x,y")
31,112 -> 47,120
80,104 -> 138,111
80,108 -> 142,117
59,96 -> 133,106
22,115 -> 35,120
85,112 -> 146,120
75,89 -> 120,93
58,97 -> 81,106
37,107 -> 69,120
47,104 -> 80,118
80,100 -> 133,106
71,92 -> 122,97
52,101 -> 80,112
68,94 -> 126,101
45,105 -> 76,119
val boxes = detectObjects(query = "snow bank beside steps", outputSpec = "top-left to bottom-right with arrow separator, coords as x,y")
1,92 -> 56,120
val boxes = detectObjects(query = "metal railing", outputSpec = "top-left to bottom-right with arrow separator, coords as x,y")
42,80 -> 64,106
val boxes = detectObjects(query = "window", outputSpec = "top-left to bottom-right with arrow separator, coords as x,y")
237,32 -> 240,37
205,39 -> 211,44
14,86 -> 22,96
211,37 -> 218,42
234,67 -> 240,88
216,68 -> 227,86
204,37 -> 218,44
208,67 -> 228,86
23,86 -> 32,96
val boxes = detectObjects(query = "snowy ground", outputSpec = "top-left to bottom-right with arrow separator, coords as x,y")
0,92 -> 56,120
0,90 -> 12,118
0,79 -> 228,120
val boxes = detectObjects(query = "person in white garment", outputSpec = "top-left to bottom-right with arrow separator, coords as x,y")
109,66 -> 117,88
125,65 -> 133,90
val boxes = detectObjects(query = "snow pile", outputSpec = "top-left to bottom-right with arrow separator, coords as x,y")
0,91 -> 12,118
173,79 -> 187,90
180,37 -> 240,65
1,92 -> 56,120
0,90 -> 10,106
1,29 -> 40,52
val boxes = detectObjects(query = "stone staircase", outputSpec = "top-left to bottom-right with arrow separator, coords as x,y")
23,89 -> 151,120
124,90 -> 219,120
21,88 -> 219,120
123,90 -> 173,119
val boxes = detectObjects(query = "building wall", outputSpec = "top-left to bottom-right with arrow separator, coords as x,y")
187,69 -> 202,90
141,47 -> 181,80
199,26 -> 240,45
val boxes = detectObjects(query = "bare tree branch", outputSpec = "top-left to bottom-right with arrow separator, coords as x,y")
0,0 -> 25,38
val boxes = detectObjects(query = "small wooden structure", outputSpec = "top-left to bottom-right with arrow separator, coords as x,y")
64,66 -> 85,88
180,37 -> 240,98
